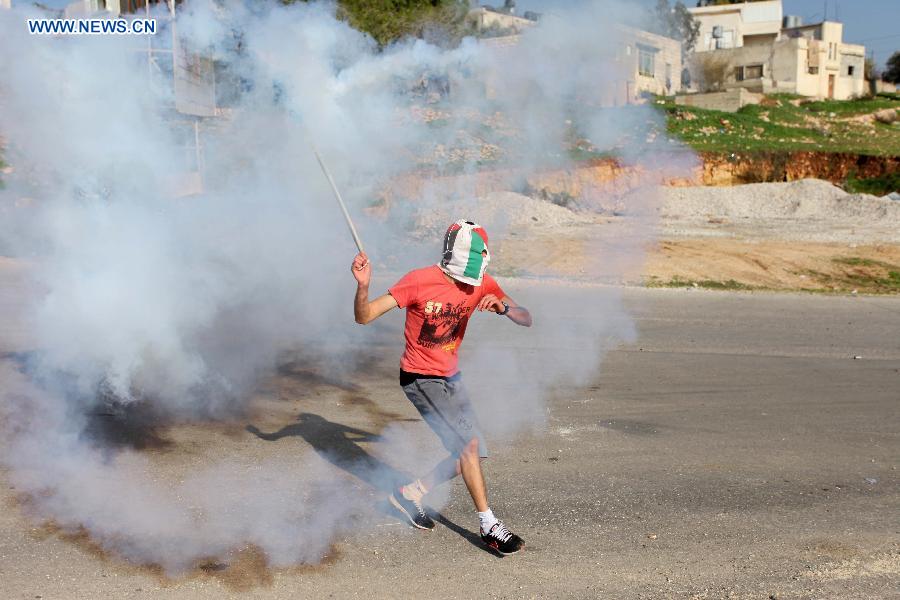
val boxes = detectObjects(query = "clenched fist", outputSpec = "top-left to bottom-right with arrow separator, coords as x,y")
351,252 -> 370,286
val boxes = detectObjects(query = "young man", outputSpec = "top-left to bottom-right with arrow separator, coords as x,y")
351,219 -> 532,555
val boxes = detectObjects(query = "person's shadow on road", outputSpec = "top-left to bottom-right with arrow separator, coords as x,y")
247,412 -> 407,493
246,412 -> 498,556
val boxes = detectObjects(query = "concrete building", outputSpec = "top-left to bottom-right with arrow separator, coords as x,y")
478,25 -> 681,106
63,0 -> 170,17
618,26 -> 683,101
691,0 -> 783,51
687,1 -> 866,100
780,21 -> 866,99
466,6 -> 537,37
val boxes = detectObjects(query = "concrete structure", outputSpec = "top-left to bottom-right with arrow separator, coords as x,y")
618,26 -> 683,100
781,21 -> 866,99
63,0 -> 163,17
871,80 -> 897,95
691,0 -> 783,51
466,6 -> 537,36
687,1 -> 866,100
478,25 -> 681,106
675,88 -> 762,113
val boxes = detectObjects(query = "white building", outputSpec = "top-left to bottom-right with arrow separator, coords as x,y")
618,25 -> 683,101
691,0 -> 783,51
466,6 -> 537,36
688,1 -> 866,99
478,25 -> 681,106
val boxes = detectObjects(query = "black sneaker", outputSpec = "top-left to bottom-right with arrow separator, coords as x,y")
388,489 -> 435,530
481,521 -> 525,555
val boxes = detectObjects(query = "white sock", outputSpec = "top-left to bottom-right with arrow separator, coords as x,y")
478,509 -> 498,533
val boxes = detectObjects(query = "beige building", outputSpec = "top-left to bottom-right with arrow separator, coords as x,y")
617,26 -> 682,101
691,0 -> 783,51
478,25 -> 681,106
466,7 -> 537,36
688,1 -> 865,99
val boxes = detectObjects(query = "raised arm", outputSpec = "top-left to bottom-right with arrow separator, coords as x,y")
352,252 -> 399,324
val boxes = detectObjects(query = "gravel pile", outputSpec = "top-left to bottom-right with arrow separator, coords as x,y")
658,179 -> 900,243
412,191 -> 589,238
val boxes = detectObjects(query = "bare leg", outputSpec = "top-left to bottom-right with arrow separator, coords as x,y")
420,455 -> 461,491
458,437 -> 488,512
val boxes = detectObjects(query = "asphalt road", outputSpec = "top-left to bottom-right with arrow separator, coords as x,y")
1,280 -> 898,599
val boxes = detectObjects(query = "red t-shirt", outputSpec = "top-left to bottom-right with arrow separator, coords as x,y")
389,265 -> 506,377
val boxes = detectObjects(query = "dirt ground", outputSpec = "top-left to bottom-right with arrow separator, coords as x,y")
645,240 -> 900,293
410,179 -> 900,294
485,224 -> 900,294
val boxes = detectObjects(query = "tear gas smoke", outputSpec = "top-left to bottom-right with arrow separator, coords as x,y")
0,0 -> 696,572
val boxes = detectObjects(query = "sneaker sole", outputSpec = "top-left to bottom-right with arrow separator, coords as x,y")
498,544 -> 524,556
484,540 -> 525,556
388,494 -> 433,530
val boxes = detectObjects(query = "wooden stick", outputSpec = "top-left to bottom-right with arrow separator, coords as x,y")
313,149 -> 365,253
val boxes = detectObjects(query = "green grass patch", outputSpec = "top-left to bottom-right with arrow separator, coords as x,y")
660,94 -> 900,156
809,257 -> 900,293
832,256 -> 882,267
844,170 -> 900,195
647,276 -> 759,291
802,96 -> 899,116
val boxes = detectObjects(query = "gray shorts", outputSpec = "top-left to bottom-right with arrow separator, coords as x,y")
400,371 -> 488,458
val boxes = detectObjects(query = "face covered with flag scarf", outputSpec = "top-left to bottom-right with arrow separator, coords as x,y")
438,220 -> 490,286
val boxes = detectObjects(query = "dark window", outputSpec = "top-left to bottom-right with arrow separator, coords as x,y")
848,65 -> 855,76
744,64 -> 763,79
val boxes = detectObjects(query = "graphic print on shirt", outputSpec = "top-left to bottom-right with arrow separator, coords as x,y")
417,300 -> 472,352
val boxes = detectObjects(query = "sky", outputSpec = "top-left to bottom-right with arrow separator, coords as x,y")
509,0 -> 900,69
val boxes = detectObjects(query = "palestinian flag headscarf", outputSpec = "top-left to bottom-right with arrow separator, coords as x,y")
439,220 -> 490,286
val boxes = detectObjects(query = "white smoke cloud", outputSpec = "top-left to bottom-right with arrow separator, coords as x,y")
0,0 -> 694,573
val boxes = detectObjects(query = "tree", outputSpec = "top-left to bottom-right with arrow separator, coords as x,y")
650,0 -> 701,55
864,58 -> 878,81
287,0 -> 470,47
883,51 -> 900,84
691,52 -> 730,92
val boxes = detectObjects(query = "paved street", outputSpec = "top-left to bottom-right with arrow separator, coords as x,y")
1,281 -> 898,599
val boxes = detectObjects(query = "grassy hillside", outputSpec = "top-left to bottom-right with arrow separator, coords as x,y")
661,94 -> 900,157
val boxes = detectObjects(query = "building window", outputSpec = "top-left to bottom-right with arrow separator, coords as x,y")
809,66 -> 819,74
722,30 -> 734,49
848,65 -> 855,76
638,46 -> 655,77
736,64 -> 764,81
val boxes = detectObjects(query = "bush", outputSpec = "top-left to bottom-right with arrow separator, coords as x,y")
845,170 -> 900,196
